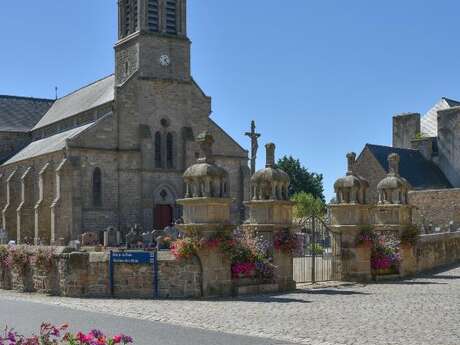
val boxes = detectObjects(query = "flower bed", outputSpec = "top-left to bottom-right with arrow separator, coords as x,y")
171,229 -> 276,283
9,246 -> 35,292
0,323 -> 133,345
273,229 -> 299,255
371,245 -> 400,275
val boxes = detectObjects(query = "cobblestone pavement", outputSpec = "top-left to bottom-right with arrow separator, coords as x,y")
2,266 -> 460,345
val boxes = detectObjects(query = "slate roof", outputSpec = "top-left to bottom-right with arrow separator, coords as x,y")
32,75 -> 114,131
442,97 -> 460,107
3,123 -> 94,166
421,97 -> 460,137
0,96 -> 54,132
365,144 -> 452,190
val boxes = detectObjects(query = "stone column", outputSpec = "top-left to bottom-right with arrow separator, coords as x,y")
177,197 -> 233,297
243,200 -> 296,291
243,143 -> 296,291
329,153 -> 373,282
177,132 -> 233,298
329,204 -> 373,282
17,167 -> 35,244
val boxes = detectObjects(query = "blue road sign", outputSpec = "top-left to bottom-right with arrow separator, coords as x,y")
109,251 -> 159,299
111,252 -> 152,264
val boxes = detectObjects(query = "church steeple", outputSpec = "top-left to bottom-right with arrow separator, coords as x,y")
115,0 -> 190,84
118,0 -> 187,39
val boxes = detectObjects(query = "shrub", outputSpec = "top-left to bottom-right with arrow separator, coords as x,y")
35,247 -> 56,272
0,246 -> 11,271
309,243 -> 324,255
355,225 -> 377,246
400,225 -> 419,246
170,238 -> 197,259
9,246 -> 31,275
273,229 -> 299,255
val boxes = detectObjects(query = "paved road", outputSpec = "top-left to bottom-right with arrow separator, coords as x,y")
2,265 -> 460,345
0,298 -> 292,345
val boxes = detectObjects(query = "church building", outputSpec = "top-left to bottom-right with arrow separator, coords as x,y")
0,0 -> 250,245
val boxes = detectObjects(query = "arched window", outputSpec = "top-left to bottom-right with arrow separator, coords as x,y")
147,0 -> 159,32
165,0 -> 177,34
166,132 -> 174,169
155,132 -> 162,168
92,168 -> 102,207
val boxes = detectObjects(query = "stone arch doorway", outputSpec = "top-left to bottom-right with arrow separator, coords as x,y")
153,185 -> 177,230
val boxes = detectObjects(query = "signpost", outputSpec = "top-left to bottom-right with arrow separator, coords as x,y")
109,251 -> 159,299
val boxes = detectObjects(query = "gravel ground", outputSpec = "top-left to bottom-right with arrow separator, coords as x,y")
1,266 -> 460,345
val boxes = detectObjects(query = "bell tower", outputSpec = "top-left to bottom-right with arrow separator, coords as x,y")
115,0 -> 190,84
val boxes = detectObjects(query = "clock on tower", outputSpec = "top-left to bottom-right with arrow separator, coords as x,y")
115,0 -> 191,84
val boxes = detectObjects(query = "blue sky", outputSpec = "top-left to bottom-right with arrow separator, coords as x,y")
1,1 -> 460,201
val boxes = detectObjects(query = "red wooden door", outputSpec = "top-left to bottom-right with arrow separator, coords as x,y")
154,205 -> 173,230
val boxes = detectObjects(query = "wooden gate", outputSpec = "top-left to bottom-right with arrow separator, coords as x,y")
293,216 -> 341,283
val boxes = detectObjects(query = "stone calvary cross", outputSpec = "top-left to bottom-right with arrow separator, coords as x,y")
245,120 -> 261,176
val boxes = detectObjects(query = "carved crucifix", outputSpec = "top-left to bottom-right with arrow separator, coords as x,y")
245,120 -> 261,176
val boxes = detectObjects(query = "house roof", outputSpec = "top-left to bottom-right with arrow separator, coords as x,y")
32,75 -> 114,131
442,97 -> 460,107
0,95 -> 54,132
421,97 -> 460,137
3,123 -> 94,166
365,144 -> 452,189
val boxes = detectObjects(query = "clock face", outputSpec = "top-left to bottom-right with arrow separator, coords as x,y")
159,54 -> 170,66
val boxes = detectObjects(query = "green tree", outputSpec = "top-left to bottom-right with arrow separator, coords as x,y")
276,156 -> 324,201
292,192 -> 326,220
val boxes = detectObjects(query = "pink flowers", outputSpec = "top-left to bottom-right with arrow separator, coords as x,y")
0,323 -> 133,345
273,230 -> 299,255
231,262 -> 256,279
371,245 -> 400,272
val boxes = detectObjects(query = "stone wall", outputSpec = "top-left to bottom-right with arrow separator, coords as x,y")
354,148 -> 387,204
409,189 -> 460,232
413,232 -> 460,272
0,247 -> 202,299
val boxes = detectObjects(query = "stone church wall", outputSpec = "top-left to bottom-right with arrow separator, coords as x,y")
0,151 -> 65,243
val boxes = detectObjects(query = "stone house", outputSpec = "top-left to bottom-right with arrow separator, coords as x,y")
344,97 -> 460,230
348,97 -> 460,202
0,0 -> 250,245
354,144 -> 451,204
